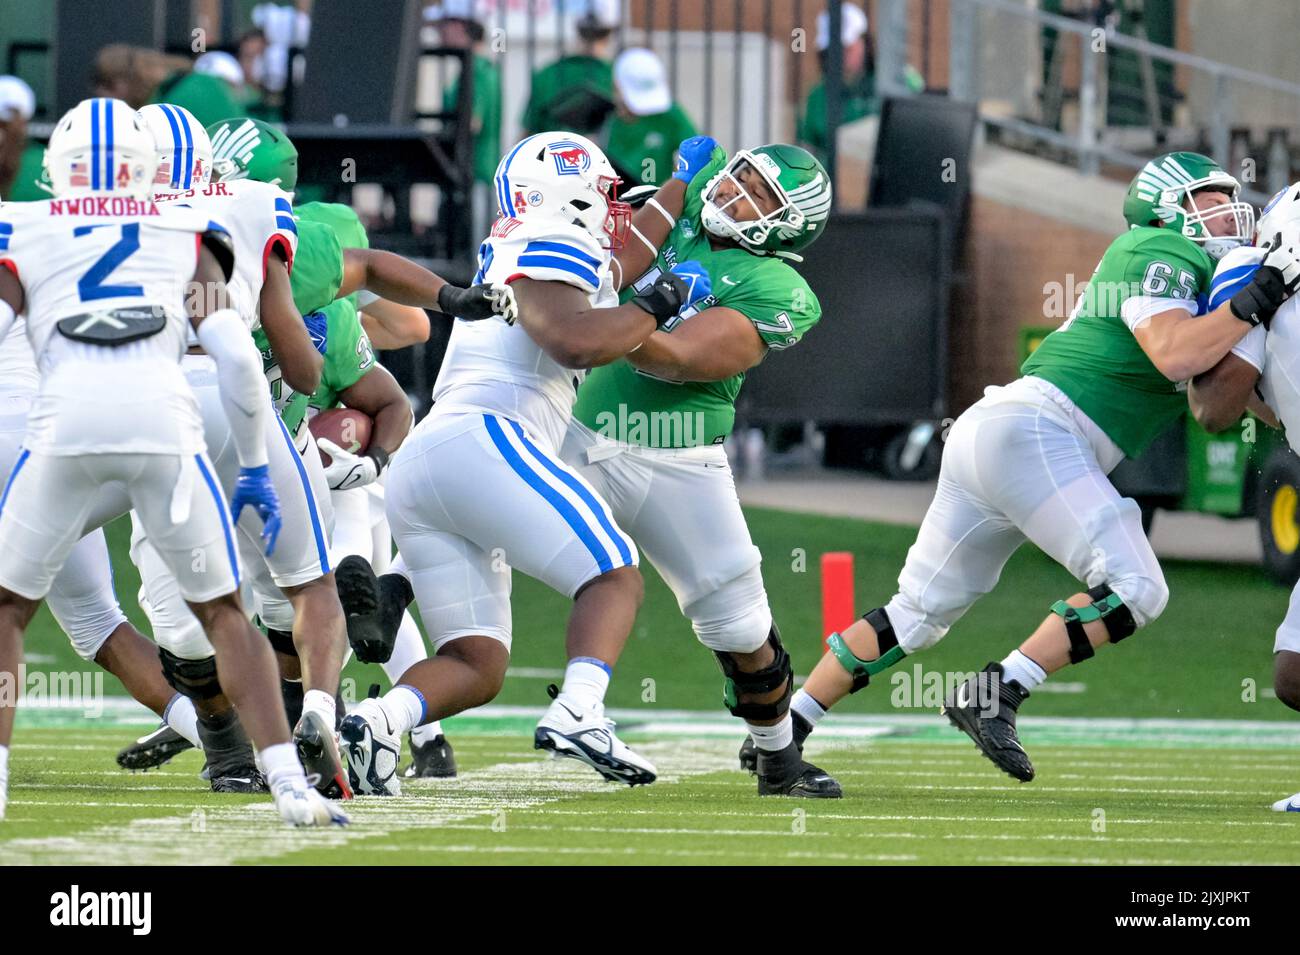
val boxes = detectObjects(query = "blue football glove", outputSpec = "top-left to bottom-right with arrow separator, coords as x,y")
231,464 -> 282,556
673,135 -> 721,184
670,261 -> 713,310
303,311 -> 328,356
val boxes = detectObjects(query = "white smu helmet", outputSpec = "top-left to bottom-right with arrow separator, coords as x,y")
493,131 -> 631,249
137,103 -> 213,193
1257,182 -> 1300,247
44,97 -> 157,199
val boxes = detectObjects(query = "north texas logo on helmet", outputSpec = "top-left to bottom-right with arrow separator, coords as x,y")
210,119 -> 263,177
549,141 -> 592,176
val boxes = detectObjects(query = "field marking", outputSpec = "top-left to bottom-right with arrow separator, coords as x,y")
0,739 -> 736,866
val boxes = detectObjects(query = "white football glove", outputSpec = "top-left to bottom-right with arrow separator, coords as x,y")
317,437 -> 381,491
1260,230 -> 1300,296
490,281 -> 518,326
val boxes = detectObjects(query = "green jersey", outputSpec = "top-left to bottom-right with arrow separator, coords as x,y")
605,103 -> 697,187
1021,227 -> 1213,458
572,154 -> 821,449
255,202 -> 368,431
308,296 -> 377,411
522,55 -> 614,137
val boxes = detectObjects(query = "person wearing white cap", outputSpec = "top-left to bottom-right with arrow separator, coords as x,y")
522,0 -> 621,137
606,48 -> 697,187
797,2 -> 922,163
0,76 -> 41,200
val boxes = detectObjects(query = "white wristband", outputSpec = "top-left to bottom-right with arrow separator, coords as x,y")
646,197 -> 677,228
630,224 -> 659,257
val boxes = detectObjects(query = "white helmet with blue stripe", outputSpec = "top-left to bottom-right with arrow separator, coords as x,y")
44,97 -> 157,199
493,131 -> 631,250
137,103 -> 213,193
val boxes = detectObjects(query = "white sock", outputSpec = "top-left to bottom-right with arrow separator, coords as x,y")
383,612 -> 428,684
791,688 -> 828,727
558,657 -> 611,712
302,689 -> 336,729
411,720 -> 443,746
379,684 -> 425,736
1000,650 -> 1047,691
162,694 -> 202,750
746,713 -> 794,752
259,741 -> 306,790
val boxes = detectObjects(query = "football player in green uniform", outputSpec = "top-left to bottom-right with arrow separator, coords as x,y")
520,135 -> 841,797
768,152 -> 1300,784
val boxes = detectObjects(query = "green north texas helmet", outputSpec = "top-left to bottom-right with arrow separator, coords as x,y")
1122,151 -> 1254,258
701,143 -> 832,260
206,117 -> 299,192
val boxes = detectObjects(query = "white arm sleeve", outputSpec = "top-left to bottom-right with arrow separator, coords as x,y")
1230,324 -> 1267,373
0,300 -> 16,346
1120,295 -> 1197,332
195,308 -> 269,469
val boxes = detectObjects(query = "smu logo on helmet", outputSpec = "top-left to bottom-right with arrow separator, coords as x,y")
549,140 -> 591,177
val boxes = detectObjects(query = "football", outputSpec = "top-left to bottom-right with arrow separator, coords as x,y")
309,407 -> 373,466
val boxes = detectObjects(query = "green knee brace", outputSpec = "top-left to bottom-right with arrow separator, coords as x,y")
826,607 -> 907,693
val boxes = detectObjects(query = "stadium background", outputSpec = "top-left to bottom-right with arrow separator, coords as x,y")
2,0 -> 1299,730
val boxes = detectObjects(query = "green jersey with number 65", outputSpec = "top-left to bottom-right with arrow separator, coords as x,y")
1021,227 -> 1213,458
572,152 -> 822,448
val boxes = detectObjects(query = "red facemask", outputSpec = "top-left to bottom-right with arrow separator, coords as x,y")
600,175 -> 632,251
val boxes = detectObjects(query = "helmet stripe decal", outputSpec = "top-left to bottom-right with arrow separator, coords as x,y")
174,106 -> 194,190
496,134 -> 538,217
104,98 -> 114,190
90,99 -> 100,190
160,105 -> 184,189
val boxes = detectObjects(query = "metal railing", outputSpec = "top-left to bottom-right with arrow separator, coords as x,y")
943,0 -> 1300,202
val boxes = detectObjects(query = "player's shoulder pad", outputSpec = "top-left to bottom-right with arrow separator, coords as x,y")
501,221 -> 606,293
1119,226 -> 1211,269
1208,244 -> 1265,313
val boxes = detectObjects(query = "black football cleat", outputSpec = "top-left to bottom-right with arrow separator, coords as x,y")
738,710 -> 813,774
210,769 -> 267,793
404,734 -> 458,778
294,710 -> 354,800
755,740 -> 842,798
335,556 -> 409,664
942,662 -> 1035,782
116,723 -> 194,771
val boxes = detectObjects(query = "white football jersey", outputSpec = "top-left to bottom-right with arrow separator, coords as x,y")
429,215 -> 618,450
0,195 -> 220,454
153,178 -> 297,330
1212,246 -> 1300,437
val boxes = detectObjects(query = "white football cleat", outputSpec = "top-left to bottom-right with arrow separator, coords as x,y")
339,698 -> 402,796
534,692 -> 657,786
1270,791 -> 1300,812
272,777 -> 349,827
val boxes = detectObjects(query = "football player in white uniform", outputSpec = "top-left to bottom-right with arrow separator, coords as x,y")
336,132 -> 710,795
128,103 -> 353,795
1186,184 -> 1300,813
0,301 -> 206,766
0,97 -> 344,826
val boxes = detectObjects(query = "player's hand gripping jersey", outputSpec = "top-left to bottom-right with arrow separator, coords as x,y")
0,195 -> 225,455
430,212 -> 619,450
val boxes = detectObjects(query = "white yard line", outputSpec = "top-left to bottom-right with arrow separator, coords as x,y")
0,739 -> 735,866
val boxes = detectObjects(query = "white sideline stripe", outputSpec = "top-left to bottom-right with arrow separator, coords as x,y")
531,808 -> 1300,828
0,739 -> 734,866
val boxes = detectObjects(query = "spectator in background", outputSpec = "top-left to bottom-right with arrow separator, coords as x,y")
0,76 -> 42,200
605,47 -> 696,187
93,45 -> 187,108
251,2 -> 312,98
429,0 -> 501,187
798,3 -> 923,164
522,0 -> 618,138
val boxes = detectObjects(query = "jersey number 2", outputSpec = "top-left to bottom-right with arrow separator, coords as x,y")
76,223 -> 144,302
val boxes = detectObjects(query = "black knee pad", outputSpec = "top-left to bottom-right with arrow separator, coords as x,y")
715,623 -> 793,721
159,648 -> 222,700
266,627 -> 298,657
1087,585 -> 1137,644
1051,585 -> 1137,664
